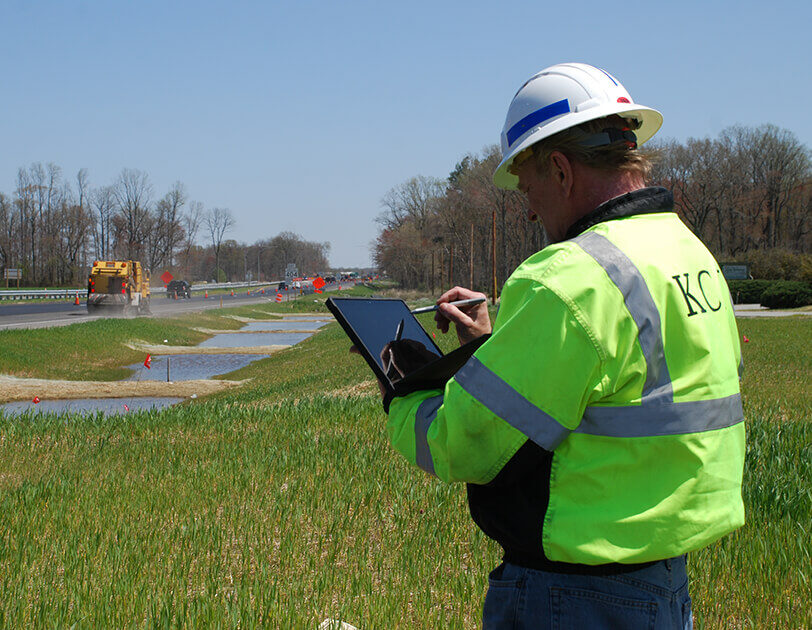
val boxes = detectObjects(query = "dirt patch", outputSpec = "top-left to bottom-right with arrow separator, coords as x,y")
324,380 -> 379,398
231,380 -> 379,410
126,341 -> 290,355
225,314 -> 330,323
192,328 -> 323,334
0,374 -> 245,403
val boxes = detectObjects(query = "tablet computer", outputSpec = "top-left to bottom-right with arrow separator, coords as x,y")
326,296 -> 490,394
326,297 -> 443,390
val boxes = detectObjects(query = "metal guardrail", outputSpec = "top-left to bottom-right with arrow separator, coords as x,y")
0,289 -> 83,300
0,280 -> 284,300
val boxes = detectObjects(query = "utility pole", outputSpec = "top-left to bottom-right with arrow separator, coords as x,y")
469,223 -> 474,289
440,249 -> 444,293
449,243 -> 454,288
256,246 -> 263,283
491,210 -> 497,304
430,251 -> 434,295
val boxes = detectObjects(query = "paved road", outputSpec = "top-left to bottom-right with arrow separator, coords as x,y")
0,284 -> 338,331
733,304 -> 811,318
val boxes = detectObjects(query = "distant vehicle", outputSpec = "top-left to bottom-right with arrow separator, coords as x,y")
87,260 -> 151,314
166,279 -> 192,299
324,275 -> 336,283
278,281 -> 288,291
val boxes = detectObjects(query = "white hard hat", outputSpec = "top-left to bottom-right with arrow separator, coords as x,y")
493,63 -> 663,189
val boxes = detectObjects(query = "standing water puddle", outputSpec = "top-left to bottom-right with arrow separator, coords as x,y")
199,319 -> 330,347
199,332 -> 312,347
242,320 -> 330,331
124,354 -> 270,381
1,397 -> 183,416
0,316 -> 332,417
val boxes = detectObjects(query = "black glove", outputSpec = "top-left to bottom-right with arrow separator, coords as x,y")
380,339 -> 438,383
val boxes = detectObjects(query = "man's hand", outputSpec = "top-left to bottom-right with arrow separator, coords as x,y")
434,286 -> 492,345
380,339 -> 437,382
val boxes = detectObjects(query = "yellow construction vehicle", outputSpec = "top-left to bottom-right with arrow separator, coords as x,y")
87,260 -> 151,314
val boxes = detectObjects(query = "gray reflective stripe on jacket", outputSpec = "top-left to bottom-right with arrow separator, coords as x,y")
578,393 -> 744,438
573,231 -> 673,404
446,230 -> 742,448
455,357 -> 570,451
415,395 -> 443,476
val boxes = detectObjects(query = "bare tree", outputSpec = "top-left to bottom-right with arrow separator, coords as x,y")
205,207 -> 235,281
146,181 -> 187,271
181,200 -> 204,277
113,168 -> 153,260
0,193 -> 15,273
91,186 -> 117,259
263,231 -> 330,278
378,175 -> 445,231
15,167 -> 36,281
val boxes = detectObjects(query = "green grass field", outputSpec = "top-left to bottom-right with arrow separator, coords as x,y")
0,304 -> 809,628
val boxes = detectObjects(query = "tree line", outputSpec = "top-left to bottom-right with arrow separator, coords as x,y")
0,164 -> 330,285
374,124 -> 810,290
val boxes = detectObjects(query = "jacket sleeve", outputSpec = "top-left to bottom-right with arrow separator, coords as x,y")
386,275 -> 605,484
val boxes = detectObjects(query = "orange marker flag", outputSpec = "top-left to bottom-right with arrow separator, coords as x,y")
32,396 -> 41,404
743,335 -> 750,343
144,354 -> 152,369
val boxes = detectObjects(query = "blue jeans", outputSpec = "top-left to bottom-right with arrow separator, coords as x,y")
483,556 -> 692,630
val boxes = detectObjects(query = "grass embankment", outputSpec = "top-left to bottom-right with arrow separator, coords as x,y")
0,286 -> 374,384
689,318 -> 811,628
0,306 -> 276,382
0,307 -> 809,628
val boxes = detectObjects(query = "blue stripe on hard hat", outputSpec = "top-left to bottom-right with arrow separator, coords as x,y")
598,67 -> 618,85
506,98 -> 570,147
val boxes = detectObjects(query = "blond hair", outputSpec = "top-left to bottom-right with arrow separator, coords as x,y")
527,115 -> 655,179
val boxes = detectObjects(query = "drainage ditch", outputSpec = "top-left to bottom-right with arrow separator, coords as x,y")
0,315 -> 332,417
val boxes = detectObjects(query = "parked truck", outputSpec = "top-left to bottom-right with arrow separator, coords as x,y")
87,260 -> 151,314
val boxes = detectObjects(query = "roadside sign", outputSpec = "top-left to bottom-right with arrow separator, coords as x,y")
285,263 -> 297,283
720,263 -> 750,280
160,271 -> 174,284
3,268 -> 22,287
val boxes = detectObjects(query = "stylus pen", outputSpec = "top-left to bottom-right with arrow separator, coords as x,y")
394,319 -> 404,341
410,297 -> 486,315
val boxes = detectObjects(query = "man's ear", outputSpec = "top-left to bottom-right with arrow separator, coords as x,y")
549,151 -> 574,197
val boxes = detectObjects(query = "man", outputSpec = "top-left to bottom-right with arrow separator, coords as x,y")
379,63 -> 745,629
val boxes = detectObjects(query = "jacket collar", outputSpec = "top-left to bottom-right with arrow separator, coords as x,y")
564,186 -> 674,240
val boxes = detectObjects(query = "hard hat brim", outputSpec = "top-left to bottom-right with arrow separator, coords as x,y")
492,104 -> 663,190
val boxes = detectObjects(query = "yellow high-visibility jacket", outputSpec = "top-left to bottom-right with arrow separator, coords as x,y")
387,188 -> 745,566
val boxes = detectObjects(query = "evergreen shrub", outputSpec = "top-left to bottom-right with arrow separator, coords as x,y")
759,281 -> 812,309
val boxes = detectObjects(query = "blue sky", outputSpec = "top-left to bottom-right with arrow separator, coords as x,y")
1,0 -> 809,267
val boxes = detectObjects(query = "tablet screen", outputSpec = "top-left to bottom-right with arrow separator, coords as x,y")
328,298 -> 442,378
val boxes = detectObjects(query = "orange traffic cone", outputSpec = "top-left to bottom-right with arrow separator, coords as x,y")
74,293 -> 80,305
205,290 -> 208,299
230,290 -> 234,296
173,292 -> 178,300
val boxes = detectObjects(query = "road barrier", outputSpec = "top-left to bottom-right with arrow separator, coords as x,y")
0,280 -> 283,301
